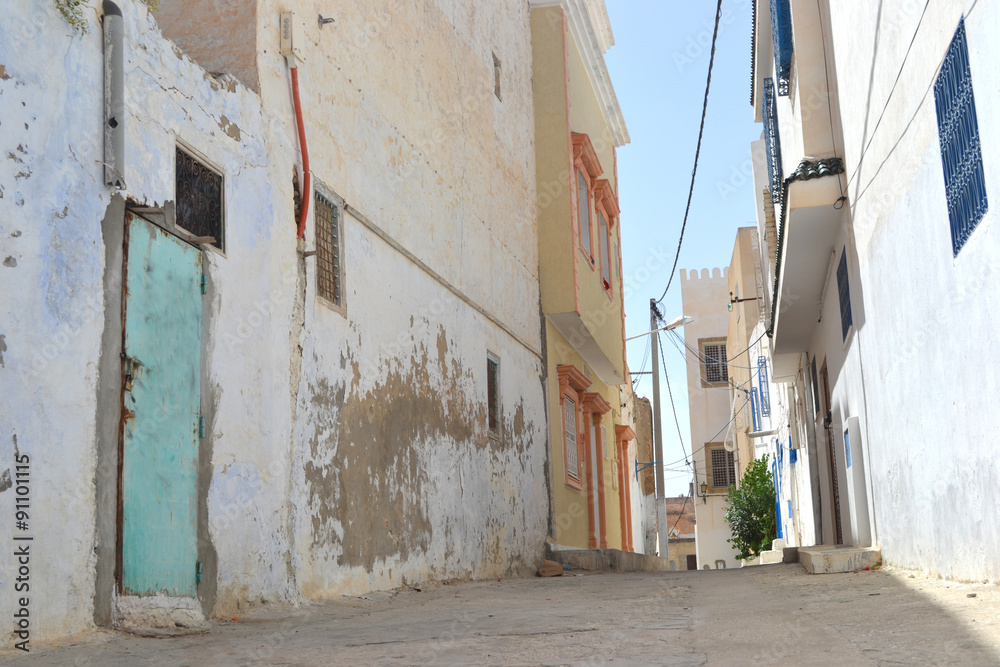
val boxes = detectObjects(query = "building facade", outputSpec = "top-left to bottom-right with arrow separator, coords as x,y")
750,0 -> 1000,580
681,268 -> 743,570
1,0 -> 552,642
530,0 -> 641,553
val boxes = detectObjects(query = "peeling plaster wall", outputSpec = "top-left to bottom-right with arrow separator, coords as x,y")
0,0 -> 549,643
247,0 -> 549,597
0,0 -> 296,641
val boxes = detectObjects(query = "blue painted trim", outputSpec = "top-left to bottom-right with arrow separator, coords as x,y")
763,78 -> 783,203
757,356 -> 770,417
934,18 -> 988,256
769,0 -> 793,95
750,388 -> 761,432
845,429 -> 852,468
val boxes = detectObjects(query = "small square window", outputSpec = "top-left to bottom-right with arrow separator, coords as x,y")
699,339 -> 728,385
314,187 -> 343,308
175,147 -> 224,249
487,353 -> 501,437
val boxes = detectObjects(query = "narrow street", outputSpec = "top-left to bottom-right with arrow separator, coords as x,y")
10,564 -> 999,666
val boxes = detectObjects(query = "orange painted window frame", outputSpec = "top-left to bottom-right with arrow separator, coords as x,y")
593,179 -> 620,300
616,425 -> 636,553
557,365 -> 591,492
571,133 -> 603,267
582,391 -> 612,549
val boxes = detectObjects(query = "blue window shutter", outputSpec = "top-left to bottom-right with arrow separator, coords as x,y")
763,79 -> 783,204
789,436 -> 797,465
769,0 -> 793,95
750,388 -> 761,432
836,248 -> 853,341
757,356 -> 770,417
934,18 -> 988,256
845,429 -> 852,468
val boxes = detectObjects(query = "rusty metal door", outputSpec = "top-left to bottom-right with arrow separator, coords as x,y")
120,214 -> 202,596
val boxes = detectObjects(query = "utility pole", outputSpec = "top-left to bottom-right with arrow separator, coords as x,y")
650,299 -> 668,559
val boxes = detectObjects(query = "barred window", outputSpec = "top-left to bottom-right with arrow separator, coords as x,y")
763,78 -> 783,204
768,0 -> 793,95
934,18 -> 988,256
175,147 -> 223,249
564,396 -> 578,479
836,247 -> 852,341
700,340 -> 728,385
578,170 -> 592,258
487,354 -> 501,438
708,445 -> 736,490
314,190 -> 342,307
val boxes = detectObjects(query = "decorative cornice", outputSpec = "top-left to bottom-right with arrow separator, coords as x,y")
572,132 -> 603,180
593,178 -> 619,221
582,391 -> 612,415
530,0 -> 630,146
557,364 -> 592,393
615,424 -> 636,441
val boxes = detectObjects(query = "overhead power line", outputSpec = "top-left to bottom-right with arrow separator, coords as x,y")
655,0 -> 725,304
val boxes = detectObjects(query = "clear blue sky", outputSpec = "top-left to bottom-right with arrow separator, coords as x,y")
605,0 -> 761,497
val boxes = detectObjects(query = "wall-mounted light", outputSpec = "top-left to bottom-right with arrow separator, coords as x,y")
728,291 -> 756,312
700,480 -> 708,501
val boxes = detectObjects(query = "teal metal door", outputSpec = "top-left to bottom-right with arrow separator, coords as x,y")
121,215 -> 202,597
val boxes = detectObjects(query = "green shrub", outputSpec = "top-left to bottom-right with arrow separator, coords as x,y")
723,453 -> 777,560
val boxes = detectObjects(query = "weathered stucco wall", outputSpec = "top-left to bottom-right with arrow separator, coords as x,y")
0,0 -> 550,643
246,0 -> 549,597
0,0 -> 297,641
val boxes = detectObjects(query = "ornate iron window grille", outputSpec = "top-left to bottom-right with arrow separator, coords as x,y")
314,191 -> 342,307
934,18 -> 988,256
769,0 -> 793,95
757,356 -> 771,417
175,148 -> 223,249
836,247 -> 853,341
763,78 -> 783,204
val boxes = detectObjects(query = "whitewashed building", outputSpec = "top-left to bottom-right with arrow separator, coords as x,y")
749,0 -> 1000,579
0,0 -> 550,643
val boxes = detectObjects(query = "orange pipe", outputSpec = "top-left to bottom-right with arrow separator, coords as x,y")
289,66 -> 310,239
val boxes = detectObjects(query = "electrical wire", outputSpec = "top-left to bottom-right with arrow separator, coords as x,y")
655,0 -> 725,305
657,330 -> 691,467
842,0 -> 931,196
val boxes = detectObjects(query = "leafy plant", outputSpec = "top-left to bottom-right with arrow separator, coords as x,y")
724,453 -> 777,560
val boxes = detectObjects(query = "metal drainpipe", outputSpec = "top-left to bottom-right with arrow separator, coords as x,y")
103,0 -> 125,189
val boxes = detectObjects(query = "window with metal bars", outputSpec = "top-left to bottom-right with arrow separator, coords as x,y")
708,445 -> 736,490
314,190 -> 342,307
700,340 -> 728,385
175,147 -> 224,249
763,78 -> 783,204
836,247 -> 852,341
757,356 -> 770,417
750,388 -> 761,432
934,18 -> 988,256
769,0 -> 793,95
564,396 -> 579,479
487,354 -> 501,438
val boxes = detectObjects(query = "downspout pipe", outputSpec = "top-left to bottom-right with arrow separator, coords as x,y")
287,62 -> 310,239
103,0 -> 125,189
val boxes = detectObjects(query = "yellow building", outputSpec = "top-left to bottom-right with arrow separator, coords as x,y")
529,0 -> 635,551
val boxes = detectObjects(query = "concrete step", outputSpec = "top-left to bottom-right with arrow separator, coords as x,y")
798,544 -> 882,574
545,545 -> 675,573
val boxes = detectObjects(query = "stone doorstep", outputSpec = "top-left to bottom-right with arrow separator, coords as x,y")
798,545 -> 883,574
545,545 -> 675,573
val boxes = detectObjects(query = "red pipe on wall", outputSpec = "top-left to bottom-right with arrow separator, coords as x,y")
289,66 -> 310,239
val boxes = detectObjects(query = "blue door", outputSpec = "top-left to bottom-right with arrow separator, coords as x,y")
121,215 -> 202,597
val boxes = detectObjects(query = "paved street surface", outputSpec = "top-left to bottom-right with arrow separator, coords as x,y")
6,563 -> 1000,665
